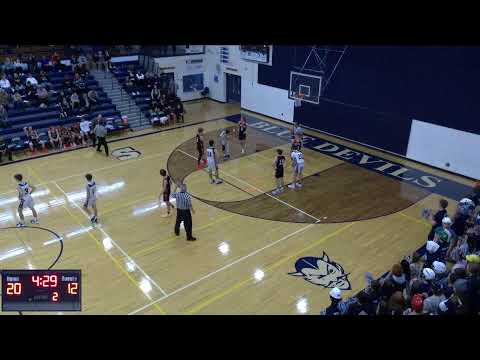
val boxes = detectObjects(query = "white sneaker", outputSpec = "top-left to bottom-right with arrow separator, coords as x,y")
30,219 -> 39,224
16,223 -> 26,228
241,149 -> 245,154
272,189 -> 281,196
215,179 -> 223,184
288,184 -> 296,189
296,183 -> 303,188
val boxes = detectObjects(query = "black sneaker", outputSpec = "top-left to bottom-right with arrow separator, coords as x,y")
187,237 -> 197,241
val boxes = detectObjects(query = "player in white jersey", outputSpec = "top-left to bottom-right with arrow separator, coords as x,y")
206,140 -> 223,184
288,149 -> 305,189
14,174 -> 39,227
83,173 -> 98,224
219,128 -> 230,160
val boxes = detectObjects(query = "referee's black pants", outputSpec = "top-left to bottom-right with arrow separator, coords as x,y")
96,136 -> 109,156
175,209 -> 193,239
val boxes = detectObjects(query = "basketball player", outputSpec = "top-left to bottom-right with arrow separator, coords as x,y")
272,149 -> 286,196
219,128 -> 230,160
288,148 -> 305,189
207,140 -> 223,184
238,116 -> 247,155
196,128 -> 206,169
83,173 -> 98,224
159,169 -> 175,217
291,135 -> 302,151
14,174 -> 39,227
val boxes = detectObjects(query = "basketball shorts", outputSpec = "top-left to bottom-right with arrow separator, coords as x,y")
275,169 -> 284,179
238,134 -> 246,141
86,197 -> 97,208
19,196 -> 34,209
294,163 -> 304,174
207,161 -> 217,172
163,191 -> 171,202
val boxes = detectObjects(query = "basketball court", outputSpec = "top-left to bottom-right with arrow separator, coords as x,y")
0,96 -> 474,315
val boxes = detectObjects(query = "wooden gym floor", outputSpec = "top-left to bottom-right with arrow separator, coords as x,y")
0,100 -> 474,315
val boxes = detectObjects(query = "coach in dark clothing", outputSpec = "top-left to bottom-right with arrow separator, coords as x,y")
172,183 -> 196,241
94,119 -> 109,156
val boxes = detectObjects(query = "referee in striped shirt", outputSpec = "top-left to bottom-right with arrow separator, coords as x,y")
172,182 -> 196,241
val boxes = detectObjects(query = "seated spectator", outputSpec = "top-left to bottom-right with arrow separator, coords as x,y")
23,126 -> 45,153
36,86 -> 49,108
0,73 -> 12,92
48,126 -> 62,150
59,126 -> 73,148
73,72 -> 86,94
77,54 -> 89,75
87,89 -> 99,105
0,134 -> 13,163
345,290 -> 377,315
63,75 -> 73,94
150,104 -> 168,126
79,118 -> 93,144
11,91 -> 24,110
174,102 -> 184,123
0,88 -> 10,108
79,93 -> 91,113
386,291 -> 405,315
423,282 -> 446,314
151,84 -> 161,102
12,72 -> 25,93
2,57 -> 14,72
319,287 -> 349,315
384,263 -> 408,293
70,124 -> 83,146
38,70 -> 52,90
432,260 -> 449,288
70,91 -> 80,109
25,73 -> 38,86
427,199 -> 449,240
0,104 -> 8,128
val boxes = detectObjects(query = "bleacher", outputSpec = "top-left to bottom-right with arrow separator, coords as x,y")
111,61 -> 177,123
1,64 -> 129,154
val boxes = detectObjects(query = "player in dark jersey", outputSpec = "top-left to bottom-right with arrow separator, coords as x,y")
291,136 -> 302,151
196,128 -> 206,169
272,149 -> 286,195
238,116 -> 247,155
159,169 -> 175,217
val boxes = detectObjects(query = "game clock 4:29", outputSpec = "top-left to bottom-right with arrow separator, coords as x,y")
1,270 -> 81,312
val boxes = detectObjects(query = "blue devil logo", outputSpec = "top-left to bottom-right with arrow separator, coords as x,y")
288,252 -> 351,290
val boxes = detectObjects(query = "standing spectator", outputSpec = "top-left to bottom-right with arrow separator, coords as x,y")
73,73 -> 86,94
432,261 -> 449,288
80,93 -> 91,113
403,294 -> 425,315
452,198 -> 475,237
104,50 -> 112,71
94,119 -> 109,156
171,182 -> 196,241
0,73 -> 11,92
427,199 -> 449,240
151,84 -> 161,103
135,69 -> 145,89
384,263 -> 408,293
409,252 -> 423,280
434,217 -> 454,252
387,291 -> 406,315
423,282 -> 446,314
424,240 -> 441,269
25,73 -> 38,86
319,287 -> 349,315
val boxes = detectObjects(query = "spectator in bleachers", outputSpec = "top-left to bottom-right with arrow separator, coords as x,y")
79,118 -> 92,144
174,102 -> 184,123
0,73 -> 11,92
70,124 -> 83,146
36,85 -> 49,108
0,88 -> 10,108
125,71 -> 137,96
70,91 -> 80,110
0,134 -> 13,162
403,293 -> 424,315
73,72 -> 86,94
51,52 -> 61,71
319,288 -> 349,315
26,73 -> 38,86
11,91 -> 24,110
62,74 -> 73,94
77,54 -> 89,75
87,89 -> 99,105
48,126 -> 62,150
38,70 -> 52,90
0,104 -> 8,128
135,69 -> 145,90
39,56 -> 50,71
151,84 -> 161,103
104,50 -> 112,71
57,90 -> 71,118
422,282 -> 446,314
386,291 -> 405,315
60,125 -> 73,148
23,126 -> 45,153
80,93 -> 91,113
427,199 -> 449,240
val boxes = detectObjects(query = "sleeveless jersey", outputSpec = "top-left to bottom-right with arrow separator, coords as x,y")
86,181 -> 97,200
164,175 -> 171,194
207,146 -> 216,164
238,123 -> 246,139
18,182 -> 32,200
196,134 -> 204,150
275,155 -> 286,171
291,150 -> 304,165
